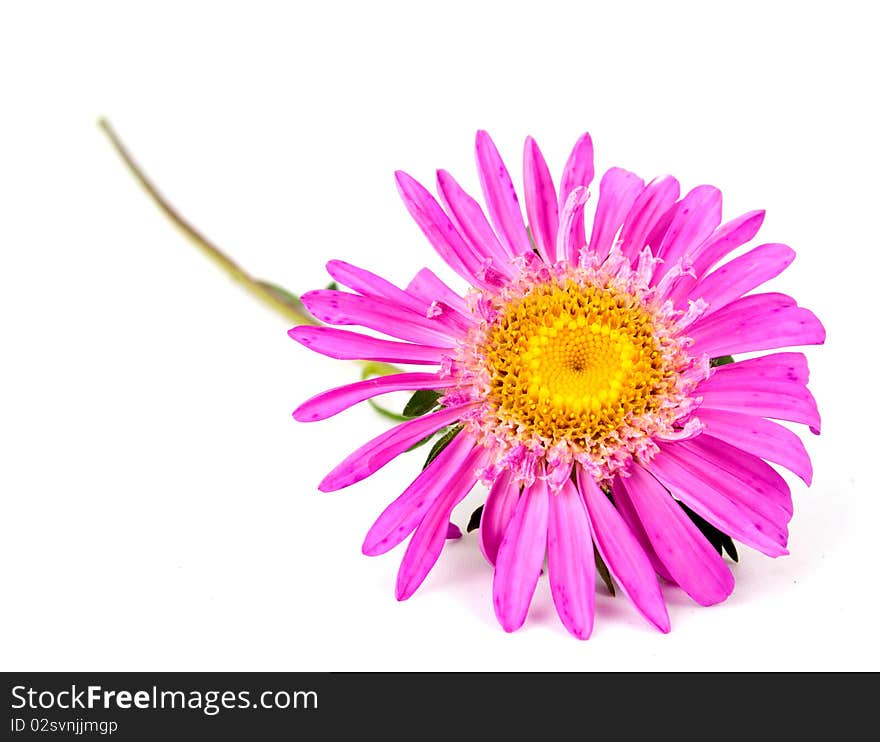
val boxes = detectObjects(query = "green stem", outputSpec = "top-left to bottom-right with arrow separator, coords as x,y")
97,118 -> 402,379
97,117 -> 319,326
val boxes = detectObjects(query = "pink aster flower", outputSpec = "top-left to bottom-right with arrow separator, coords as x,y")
289,130 -> 824,639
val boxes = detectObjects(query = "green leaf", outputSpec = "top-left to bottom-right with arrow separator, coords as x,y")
402,389 -> 443,418
709,355 -> 735,368
423,425 -> 463,470
325,280 -> 339,291
595,549 -> 616,596
467,505 -> 484,533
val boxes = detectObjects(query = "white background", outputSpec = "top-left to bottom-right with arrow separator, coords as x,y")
1,1 -> 877,671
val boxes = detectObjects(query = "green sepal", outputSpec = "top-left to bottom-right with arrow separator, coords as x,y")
423,425 -> 463,470
467,505 -> 484,533
402,389 -> 443,418
709,355 -> 735,368
595,550 -> 616,596
679,501 -> 739,562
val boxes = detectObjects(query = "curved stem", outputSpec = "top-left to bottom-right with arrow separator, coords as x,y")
97,117 -> 319,326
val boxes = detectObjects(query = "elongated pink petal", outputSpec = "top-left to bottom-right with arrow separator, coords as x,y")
325,260 -> 426,315
697,409 -> 813,485
395,170 -> 486,285
493,476 -> 550,633
362,431 -> 475,556
436,169 -> 512,272
667,437 -> 792,524
547,479 -> 595,639
446,523 -> 462,539
294,372 -> 450,422
646,448 -> 788,557
557,186 -> 590,264
328,262 -> 470,335
558,131 -> 595,210
696,351 -> 820,432
318,404 -> 474,492
475,130 -> 532,257
523,136 -> 560,264
302,290 -> 458,345
607,475 -> 676,583
701,350 -> 810,387
587,168 -> 645,260
405,268 -> 470,316
559,134 -> 595,251
688,293 -> 825,357
652,185 -> 723,283
618,176 -> 680,261
396,446 -> 487,600
700,388 -> 821,435
618,465 -> 735,606
578,471 -> 670,631
688,243 -> 795,317
691,209 -> 766,279
666,209 -> 767,306
479,469 -> 519,565
289,326 -> 449,365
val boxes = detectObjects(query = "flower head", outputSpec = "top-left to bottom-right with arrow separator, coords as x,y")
290,130 -> 824,638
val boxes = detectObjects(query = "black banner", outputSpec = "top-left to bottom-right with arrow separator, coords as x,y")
1,671 -> 857,737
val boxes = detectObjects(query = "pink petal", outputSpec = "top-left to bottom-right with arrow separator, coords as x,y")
446,523 -> 462,540
325,259 -> 426,315
666,209 -> 767,307
697,408 -> 813,485
587,167 -> 645,261
318,404 -> 475,492
435,169 -> 512,272
557,132 -> 595,250
696,351 -> 821,433
669,436 -> 793,522
523,136 -> 560,264
687,292 -> 825,358
618,465 -> 735,606
652,185 -> 723,283
362,431 -> 475,555
406,268 -> 469,317
294,372 -> 451,422
301,290 -> 459,345
578,470 -> 670,632
289,326 -> 449,365
396,446 -> 487,600
557,186 -> 590,264
691,209 -> 766,279
479,469 -> 519,565
547,479 -> 595,640
475,130 -> 532,257
618,176 -> 680,261
646,447 -> 789,557
395,170 -> 486,285
701,349 -> 810,386
607,475 -> 676,583
493,476 -> 550,633
687,243 -> 796,318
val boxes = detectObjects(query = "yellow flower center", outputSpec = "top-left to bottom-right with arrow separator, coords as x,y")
481,280 -> 671,447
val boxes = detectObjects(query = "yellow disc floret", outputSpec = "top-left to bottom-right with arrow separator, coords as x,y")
480,279 -> 674,448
